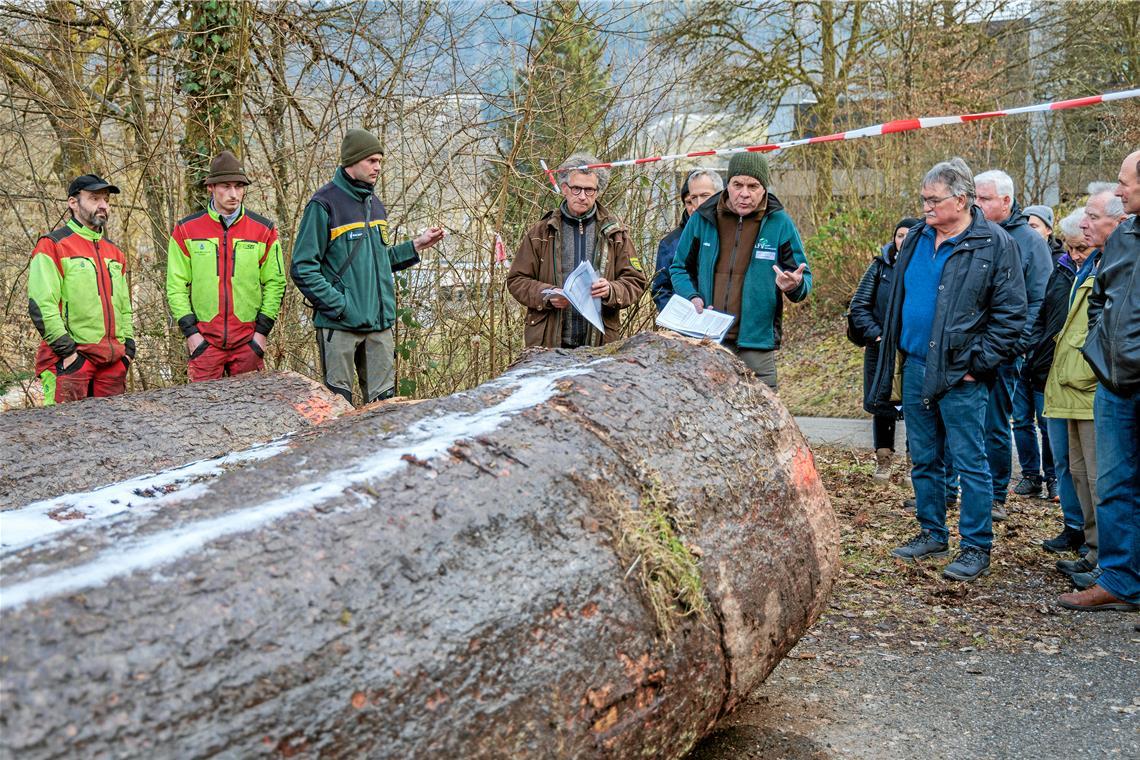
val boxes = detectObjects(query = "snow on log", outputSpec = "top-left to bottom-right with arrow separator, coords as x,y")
0,371 -> 352,511
0,332 -> 838,759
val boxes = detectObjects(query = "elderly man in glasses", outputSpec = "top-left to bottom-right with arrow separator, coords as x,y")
869,157 -> 1026,582
507,153 -> 646,348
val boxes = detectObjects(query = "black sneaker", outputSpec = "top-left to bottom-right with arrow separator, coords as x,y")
891,531 -> 950,562
1056,556 -> 1096,576
1013,477 -> 1043,497
992,501 -> 1009,522
1046,479 -> 1059,502
943,546 -> 991,581
1042,527 -> 1084,554
1070,566 -> 1102,590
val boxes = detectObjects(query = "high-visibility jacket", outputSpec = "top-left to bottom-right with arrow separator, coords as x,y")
166,204 -> 286,348
28,217 -> 135,373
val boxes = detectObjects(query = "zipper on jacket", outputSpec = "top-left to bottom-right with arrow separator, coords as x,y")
719,215 -> 744,311
221,226 -> 230,348
366,196 -> 385,328
92,242 -> 116,352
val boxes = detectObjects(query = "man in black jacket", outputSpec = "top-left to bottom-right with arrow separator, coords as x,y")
1060,149 -> 1140,613
870,157 -> 1026,582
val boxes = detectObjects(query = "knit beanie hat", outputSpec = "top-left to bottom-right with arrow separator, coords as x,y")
341,129 -> 384,167
1023,204 -> 1054,230
204,151 -> 250,185
726,152 -> 770,187
896,217 -> 922,231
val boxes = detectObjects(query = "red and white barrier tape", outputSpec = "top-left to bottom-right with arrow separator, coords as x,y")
543,87 -> 1140,189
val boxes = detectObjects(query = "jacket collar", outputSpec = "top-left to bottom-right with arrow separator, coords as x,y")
999,199 -> 1029,231
67,217 -> 103,242
207,200 -> 245,227
332,166 -> 375,201
542,201 -> 625,236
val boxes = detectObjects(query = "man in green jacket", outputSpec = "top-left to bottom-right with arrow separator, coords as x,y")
290,129 -> 444,404
669,153 -> 812,389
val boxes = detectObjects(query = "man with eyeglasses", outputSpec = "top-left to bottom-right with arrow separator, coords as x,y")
651,169 -> 723,311
869,157 -> 1026,582
508,153 -> 646,348
669,153 -> 812,390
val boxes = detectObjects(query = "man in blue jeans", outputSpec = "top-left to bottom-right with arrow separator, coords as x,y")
1060,149 -> 1140,613
868,157 -> 1026,581
973,170 -> 1052,522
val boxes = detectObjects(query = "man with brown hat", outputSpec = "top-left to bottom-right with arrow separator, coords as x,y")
290,128 -> 444,405
28,173 -> 136,404
669,152 -> 812,389
166,150 -> 286,381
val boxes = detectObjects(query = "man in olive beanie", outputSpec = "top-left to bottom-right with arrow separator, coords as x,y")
670,151 -> 811,389
291,128 -> 445,405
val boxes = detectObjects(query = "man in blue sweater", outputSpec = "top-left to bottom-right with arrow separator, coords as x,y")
869,158 -> 1026,581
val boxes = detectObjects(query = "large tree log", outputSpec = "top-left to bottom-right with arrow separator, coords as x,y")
0,371 -> 352,510
0,333 -> 838,759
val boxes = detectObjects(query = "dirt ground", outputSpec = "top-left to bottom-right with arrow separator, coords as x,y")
688,445 -> 1140,759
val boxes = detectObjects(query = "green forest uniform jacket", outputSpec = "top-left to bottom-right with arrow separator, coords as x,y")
28,217 -> 135,375
1044,251 -> 1100,420
290,168 -> 419,332
670,191 -> 811,350
506,202 -> 647,348
166,204 -> 286,350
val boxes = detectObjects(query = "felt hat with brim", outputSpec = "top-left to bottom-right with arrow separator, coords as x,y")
68,174 -> 120,197
204,151 -> 250,185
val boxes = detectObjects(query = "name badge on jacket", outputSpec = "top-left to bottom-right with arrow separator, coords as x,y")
753,238 -> 777,261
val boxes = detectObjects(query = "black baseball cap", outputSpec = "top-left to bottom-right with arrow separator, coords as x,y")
68,174 -> 120,197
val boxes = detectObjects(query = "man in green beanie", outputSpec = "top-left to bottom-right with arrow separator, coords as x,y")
669,152 -> 811,389
291,128 -> 444,404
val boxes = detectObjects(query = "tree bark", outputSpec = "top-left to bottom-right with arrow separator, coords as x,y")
0,333 -> 838,759
0,371 -> 351,509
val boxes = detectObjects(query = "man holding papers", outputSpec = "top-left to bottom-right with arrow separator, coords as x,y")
507,153 -> 647,348
669,153 -> 812,389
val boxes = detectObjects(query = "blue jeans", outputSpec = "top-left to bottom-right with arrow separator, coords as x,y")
986,359 -> 1020,503
904,360 -> 993,550
1045,416 -> 1083,531
1093,385 -> 1140,604
1013,379 -> 1055,483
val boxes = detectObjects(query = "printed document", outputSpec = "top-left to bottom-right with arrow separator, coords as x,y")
655,294 -> 735,342
542,259 -> 605,334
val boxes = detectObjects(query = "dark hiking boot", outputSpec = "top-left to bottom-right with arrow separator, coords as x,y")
991,501 -> 1009,522
1046,479 -> 1059,502
1069,567 -> 1103,591
1056,556 -> 1096,576
942,546 -> 991,581
1042,527 -> 1085,554
891,531 -> 950,562
1013,477 -> 1043,497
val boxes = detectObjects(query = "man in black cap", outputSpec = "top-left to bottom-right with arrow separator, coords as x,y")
290,128 -> 444,404
28,174 -> 136,404
669,152 -> 812,389
166,150 -> 286,381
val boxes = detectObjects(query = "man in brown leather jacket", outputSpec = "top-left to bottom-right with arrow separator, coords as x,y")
507,154 -> 646,348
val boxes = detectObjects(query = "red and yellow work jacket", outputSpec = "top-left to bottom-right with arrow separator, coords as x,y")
166,204 -> 286,349
28,218 -> 135,374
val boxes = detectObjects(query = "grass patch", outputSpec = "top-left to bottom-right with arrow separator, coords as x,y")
777,311 -> 865,418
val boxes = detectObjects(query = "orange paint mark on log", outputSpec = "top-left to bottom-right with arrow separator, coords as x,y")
351,691 -> 367,709
291,397 -> 337,425
791,445 -> 821,489
580,601 -> 598,618
426,689 -> 449,711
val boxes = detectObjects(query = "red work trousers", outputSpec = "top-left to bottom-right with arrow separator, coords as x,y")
188,341 -> 265,382
53,355 -> 128,404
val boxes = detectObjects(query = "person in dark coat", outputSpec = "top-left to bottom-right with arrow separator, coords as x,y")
651,170 -> 722,311
849,217 -> 921,482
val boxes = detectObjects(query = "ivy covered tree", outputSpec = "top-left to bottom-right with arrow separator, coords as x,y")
178,0 -> 250,208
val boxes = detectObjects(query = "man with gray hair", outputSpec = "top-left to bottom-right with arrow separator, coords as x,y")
652,169 -> 723,311
507,153 -> 647,348
972,169 -> 1053,515
870,157 -> 1026,581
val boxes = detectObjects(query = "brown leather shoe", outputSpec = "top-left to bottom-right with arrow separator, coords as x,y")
1058,584 -> 1140,612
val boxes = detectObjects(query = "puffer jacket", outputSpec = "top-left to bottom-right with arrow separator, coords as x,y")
1044,251 -> 1100,419
1083,216 -> 1140,396
868,206 -> 1026,413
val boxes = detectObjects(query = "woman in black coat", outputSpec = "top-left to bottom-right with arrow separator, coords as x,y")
848,217 -> 921,482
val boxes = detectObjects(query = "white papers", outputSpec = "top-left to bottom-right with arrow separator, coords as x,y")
656,294 -> 736,343
541,259 -> 605,333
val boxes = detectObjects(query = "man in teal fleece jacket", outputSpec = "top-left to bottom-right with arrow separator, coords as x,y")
669,152 -> 811,389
